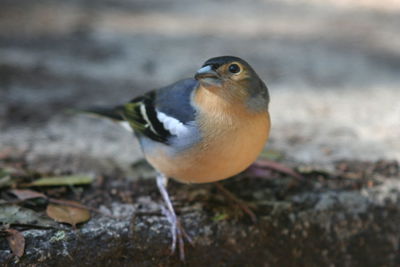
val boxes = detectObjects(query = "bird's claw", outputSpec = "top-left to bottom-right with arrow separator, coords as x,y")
161,206 -> 193,261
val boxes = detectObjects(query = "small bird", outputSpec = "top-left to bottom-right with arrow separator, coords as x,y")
83,56 -> 270,260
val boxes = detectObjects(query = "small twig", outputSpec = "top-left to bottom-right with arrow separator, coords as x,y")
215,183 -> 257,223
253,160 -> 304,181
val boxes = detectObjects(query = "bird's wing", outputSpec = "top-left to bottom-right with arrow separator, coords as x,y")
122,78 -> 198,143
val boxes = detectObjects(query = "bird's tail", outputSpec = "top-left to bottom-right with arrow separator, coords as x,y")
66,106 -> 124,121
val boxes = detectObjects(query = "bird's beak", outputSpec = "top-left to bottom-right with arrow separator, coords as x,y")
194,65 -> 219,80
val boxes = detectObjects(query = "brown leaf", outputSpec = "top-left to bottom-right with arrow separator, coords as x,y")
6,229 -> 25,257
46,200 -> 91,228
9,189 -> 47,201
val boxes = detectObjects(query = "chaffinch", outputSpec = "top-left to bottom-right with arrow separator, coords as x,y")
84,56 -> 270,260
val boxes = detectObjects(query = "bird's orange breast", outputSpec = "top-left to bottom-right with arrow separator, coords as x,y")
144,88 -> 271,183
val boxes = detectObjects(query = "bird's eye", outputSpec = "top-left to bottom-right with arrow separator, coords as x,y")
228,63 -> 240,74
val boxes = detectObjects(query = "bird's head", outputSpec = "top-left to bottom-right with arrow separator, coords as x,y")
194,56 -> 269,112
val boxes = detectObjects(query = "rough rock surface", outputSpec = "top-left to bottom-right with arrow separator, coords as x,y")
1,160 -> 400,266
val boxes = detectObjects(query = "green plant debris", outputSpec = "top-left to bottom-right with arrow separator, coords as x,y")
212,213 -> 229,222
50,230 -> 67,242
0,168 -> 10,178
0,168 -> 12,188
25,175 -> 95,187
259,150 -> 285,161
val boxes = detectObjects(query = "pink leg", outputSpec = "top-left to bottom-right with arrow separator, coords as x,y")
156,173 -> 193,261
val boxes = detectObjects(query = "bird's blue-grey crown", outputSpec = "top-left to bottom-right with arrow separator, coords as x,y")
202,56 -> 248,69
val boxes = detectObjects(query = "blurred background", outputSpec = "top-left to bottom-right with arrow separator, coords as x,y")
1,0 -> 399,172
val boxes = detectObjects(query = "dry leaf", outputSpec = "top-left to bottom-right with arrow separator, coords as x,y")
6,229 -> 25,257
9,189 -> 47,201
46,200 -> 91,227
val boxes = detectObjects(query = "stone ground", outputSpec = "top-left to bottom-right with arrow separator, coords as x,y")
0,0 -> 400,266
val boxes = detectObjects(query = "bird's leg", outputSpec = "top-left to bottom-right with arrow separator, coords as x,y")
215,182 -> 257,223
156,173 -> 193,261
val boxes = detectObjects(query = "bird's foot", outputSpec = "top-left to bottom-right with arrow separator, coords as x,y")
161,206 -> 193,260
156,173 -> 193,261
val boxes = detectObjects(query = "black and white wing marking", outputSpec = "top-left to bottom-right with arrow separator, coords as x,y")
122,91 -> 169,142
122,78 -> 198,143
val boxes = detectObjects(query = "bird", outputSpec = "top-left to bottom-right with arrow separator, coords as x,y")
82,56 -> 271,261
